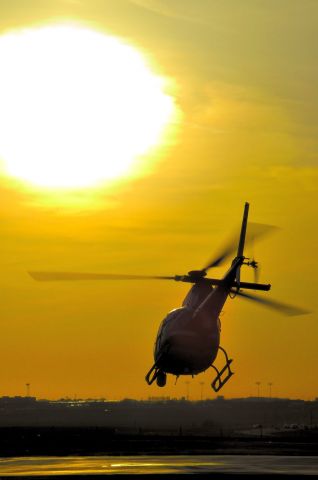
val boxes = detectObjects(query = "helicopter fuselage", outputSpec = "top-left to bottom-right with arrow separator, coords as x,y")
154,281 -> 229,376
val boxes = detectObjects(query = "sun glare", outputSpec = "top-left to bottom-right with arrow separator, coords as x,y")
0,24 -> 176,188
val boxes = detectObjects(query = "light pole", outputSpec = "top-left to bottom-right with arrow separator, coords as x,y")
256,381 -> 261,398
185,381 -> 190,401
26,383 -> 30,398
199,382 -> 205,401
268,382 -> 273,398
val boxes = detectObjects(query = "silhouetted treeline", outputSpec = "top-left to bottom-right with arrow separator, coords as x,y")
0,396 -> 317,434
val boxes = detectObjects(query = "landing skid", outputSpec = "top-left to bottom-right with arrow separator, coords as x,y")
145,344 -> 170,386
210,346 -> 234,392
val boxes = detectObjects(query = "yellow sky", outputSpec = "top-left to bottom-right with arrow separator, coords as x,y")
1,0 -> 318,400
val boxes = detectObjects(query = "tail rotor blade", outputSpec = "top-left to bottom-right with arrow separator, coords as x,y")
254,264 -> 260,284
29,272 -> 176,281
234,289 -> 310,316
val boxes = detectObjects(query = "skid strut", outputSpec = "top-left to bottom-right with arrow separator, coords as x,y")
211,346 -> 234,392
145,364 -> 161,385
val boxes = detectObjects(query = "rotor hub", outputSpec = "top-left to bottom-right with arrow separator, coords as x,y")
187,270 -> 207,281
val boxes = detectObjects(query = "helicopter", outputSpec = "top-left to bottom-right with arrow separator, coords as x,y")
29,202 -> 309,393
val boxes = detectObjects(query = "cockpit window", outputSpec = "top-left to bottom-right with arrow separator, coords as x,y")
154,308 -> 185,354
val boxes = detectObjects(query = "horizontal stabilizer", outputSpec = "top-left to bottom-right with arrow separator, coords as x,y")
233,281 -> 271,291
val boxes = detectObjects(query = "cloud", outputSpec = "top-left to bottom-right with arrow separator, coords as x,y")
129,0 -> 208,24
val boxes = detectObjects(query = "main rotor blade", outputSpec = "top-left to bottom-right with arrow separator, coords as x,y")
203,222 -> 277,271
234,290 -> 310,316
29,272 -> 176,281
202,238 -> 238,270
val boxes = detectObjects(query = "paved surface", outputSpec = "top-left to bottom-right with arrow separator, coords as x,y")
0,455 -> 318,476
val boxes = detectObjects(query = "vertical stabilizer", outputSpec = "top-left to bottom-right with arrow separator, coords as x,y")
237,202 -> 249,258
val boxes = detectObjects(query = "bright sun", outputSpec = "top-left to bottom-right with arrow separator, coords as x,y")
0,24 -> 176,188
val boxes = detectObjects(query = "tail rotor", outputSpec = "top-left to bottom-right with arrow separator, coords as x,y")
242,257 -> 260,283
253,260 -> 260,284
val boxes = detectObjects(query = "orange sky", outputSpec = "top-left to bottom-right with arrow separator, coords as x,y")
1,0 -> 318,401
